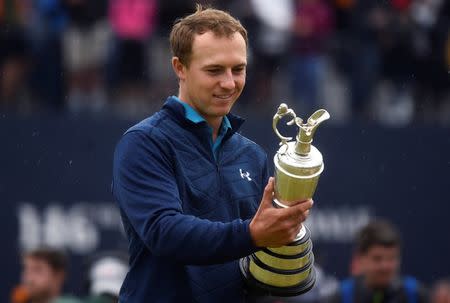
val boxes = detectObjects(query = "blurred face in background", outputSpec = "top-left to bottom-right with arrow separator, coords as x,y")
22,256 -> 64,302
361,245 -> 400,288
173,31 -> 247,129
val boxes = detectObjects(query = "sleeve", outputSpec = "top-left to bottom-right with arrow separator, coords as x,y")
262,152 -> 270,189
257,151 -> 270,206
112,130 -> 259,265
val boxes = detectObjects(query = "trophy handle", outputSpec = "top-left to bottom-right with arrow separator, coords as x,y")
272,103 -> 303,147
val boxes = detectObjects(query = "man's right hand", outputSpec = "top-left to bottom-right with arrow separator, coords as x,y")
249,177 -> 314,248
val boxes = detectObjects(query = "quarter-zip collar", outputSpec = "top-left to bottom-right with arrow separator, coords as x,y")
162,96 -> 245,160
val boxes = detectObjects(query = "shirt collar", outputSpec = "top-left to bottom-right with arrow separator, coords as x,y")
172,96 -> 232,134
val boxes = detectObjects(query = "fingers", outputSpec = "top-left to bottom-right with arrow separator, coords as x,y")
292,224 -> 303,240
285,223 -> 303,242
260,177 -> 275,209
282,199 -> 313,218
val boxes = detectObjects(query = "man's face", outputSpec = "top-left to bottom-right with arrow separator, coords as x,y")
361,245 -> 400,288
22,256 -> 63,302
173,31 -> 247,125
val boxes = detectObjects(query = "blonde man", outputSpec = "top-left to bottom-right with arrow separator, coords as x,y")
113,6 -> 313,302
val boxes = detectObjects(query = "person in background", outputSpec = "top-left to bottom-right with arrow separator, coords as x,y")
61,0 -> 109,113
245,0 -> 294,104
0,0 -> 32,112
290,0 -> 333,114
106,0 -> 158,116
82,252 -> 128,303
344,0 -> 390,120
326,220 -> 428,303
410,0 -> 450,123
13,248 -> 67,303
27,0 -> 67,110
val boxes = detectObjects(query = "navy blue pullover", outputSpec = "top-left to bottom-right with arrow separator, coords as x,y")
112,97 -> 269,302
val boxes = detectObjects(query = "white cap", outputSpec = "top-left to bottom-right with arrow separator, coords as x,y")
89,257 -> 128,296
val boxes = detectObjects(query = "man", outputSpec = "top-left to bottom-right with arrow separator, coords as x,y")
326,220 -> 427,303
112,6 -> 313,303
20,248 -> 67,303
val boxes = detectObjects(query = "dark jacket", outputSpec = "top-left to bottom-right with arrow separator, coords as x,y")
326,276 -> 428,303
112,97 -> 269,302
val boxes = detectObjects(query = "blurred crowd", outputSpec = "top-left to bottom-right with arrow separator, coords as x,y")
0,0 -> 449,125
10,220 -> 450,303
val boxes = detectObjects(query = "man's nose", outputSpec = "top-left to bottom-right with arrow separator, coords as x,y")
220,70 -> 236,90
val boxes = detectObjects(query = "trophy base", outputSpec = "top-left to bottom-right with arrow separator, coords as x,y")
240,256 -> 316,297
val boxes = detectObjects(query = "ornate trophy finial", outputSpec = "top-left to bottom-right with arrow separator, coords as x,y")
273,104 -> 330,155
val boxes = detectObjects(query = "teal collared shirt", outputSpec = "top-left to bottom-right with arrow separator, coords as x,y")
173,96 -> 232,159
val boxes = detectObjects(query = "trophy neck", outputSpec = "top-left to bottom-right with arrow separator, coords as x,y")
295,126 -> 313,155
295,140 -> 311,155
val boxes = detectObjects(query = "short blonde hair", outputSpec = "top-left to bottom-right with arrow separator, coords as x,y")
170,5 -> 248,66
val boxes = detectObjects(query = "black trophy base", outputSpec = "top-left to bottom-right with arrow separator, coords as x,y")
239,256 -> 316,297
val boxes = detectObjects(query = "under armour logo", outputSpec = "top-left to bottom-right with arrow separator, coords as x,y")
239,169 -> 252,181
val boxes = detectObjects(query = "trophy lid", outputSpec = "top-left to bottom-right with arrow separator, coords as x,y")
276,143 -> 323,176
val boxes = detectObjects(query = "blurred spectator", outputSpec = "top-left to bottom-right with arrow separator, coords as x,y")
431,279 -> 450,303
290,0 -> 333,113
27,0 -> 67,110
156,0 -> 195,36
13,247 -> 68,303
145,0 -> 195,106
326,220 -> 428,303
0,0 -> 32,112
244,0 -> 294,104
82,251 -> 128,303
62,0 -> 109,113
106,0 -> 158,115
410,0 -> 450,123
338,0 -> 391,119
376,0 -> 415,125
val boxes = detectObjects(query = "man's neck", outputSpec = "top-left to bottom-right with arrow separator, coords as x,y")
209,118 -> 222,141
176,95 -> 222,141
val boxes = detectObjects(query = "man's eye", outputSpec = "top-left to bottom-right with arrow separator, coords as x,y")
207,69 -> 221,74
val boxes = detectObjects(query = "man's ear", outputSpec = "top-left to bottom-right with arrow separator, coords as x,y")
172,57 -> 186,81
